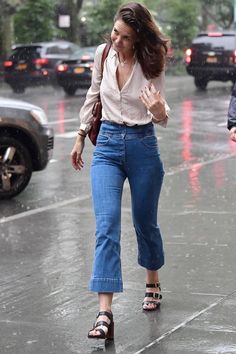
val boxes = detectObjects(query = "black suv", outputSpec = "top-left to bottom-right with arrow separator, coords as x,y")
0,97 -> 54,199
3,41 -> 79,93
185,31 -> 236,90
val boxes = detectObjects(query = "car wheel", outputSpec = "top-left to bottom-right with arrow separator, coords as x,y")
0,136 -> 32,199
11,85 -> 26,94
194,78 -> 208,90
63,86 -> 77,96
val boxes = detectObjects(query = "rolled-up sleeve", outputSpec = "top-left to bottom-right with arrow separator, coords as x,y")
79,43 -> 106,133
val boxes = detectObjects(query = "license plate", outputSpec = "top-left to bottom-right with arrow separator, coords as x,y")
206,56 -> 217,63
16,63 -> 27,70
74,67 -> 85,74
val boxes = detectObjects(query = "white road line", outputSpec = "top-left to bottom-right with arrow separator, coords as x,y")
47,118 -> 78,125
190,292 -> 226,297
0,195 -> 90,224
55,131 -> 77,138
133,295 -> 229,354
165,152 -> 236,176
166,87 -> 178,92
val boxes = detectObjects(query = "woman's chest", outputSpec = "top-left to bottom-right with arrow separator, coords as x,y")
102,62 -> 149,95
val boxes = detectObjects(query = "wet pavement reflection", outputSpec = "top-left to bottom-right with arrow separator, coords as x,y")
1,77 -> 236,353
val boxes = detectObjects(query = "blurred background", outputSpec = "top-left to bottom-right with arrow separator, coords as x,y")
0,0 -> 234,74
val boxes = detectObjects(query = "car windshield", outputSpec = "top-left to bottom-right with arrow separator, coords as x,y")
70,46 -> 97,60
193,35 -> 236,50
10,46 -> 41,61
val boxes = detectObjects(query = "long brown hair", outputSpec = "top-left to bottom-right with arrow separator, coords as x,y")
114,2 -> 169,79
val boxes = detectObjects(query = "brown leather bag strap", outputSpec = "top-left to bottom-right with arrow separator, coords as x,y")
101,42 -> 111,75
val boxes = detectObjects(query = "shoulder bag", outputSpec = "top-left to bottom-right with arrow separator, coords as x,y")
88,43 -> 111,145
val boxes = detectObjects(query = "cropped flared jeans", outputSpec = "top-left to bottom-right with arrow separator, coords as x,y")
89,121 -> 165,293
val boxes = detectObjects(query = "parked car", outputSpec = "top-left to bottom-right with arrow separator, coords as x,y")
3,41 -> 79,93
185,31 -> 236,90
0,97 -> 54,199
56,46 -> 96,96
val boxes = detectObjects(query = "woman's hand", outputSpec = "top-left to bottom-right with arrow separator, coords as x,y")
140,83 -> 166,122
230,126 -> 236,142
71,135 -> 85,171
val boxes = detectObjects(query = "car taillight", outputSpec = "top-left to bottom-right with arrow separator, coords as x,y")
57,64 -> 69,72
81,55 -> 91,61
3,60 -> 13,68
33,58 -> 49,65
233,50 -> 236,64
208,32 -> 223,37
185,48 -> 192,64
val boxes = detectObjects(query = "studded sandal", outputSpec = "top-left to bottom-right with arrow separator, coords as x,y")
142,282 -> 162,311
88,311 -> 114,340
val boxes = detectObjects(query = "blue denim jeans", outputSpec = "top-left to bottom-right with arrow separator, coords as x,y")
90,121 -> 165,293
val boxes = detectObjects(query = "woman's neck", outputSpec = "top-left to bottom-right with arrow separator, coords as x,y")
118,51 -> 135,66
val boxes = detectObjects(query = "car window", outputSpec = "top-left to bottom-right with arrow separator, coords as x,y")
46,46 -> 61,55
10,47 -> 41,61
46,45 -> 77,55
193,35 -> 236,50
70,46 -> 96,59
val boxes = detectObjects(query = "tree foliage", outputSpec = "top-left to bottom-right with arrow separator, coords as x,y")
82,0 -> 123,46
198,0 -> 233,30
156,0 -> 199,49
14,0 -> 57,43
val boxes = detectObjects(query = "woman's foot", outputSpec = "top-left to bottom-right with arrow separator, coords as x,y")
88,311 -> 114,339
142,282 -> 162,311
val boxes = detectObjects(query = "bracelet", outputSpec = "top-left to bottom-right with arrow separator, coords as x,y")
78,132 -> 86,138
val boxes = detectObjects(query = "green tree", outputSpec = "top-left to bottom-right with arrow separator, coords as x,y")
14,0 -> 57,43
0,0 -> 27,57
82,0 -> 123,46
199,0 -> 233,30
157,0 -> 198,49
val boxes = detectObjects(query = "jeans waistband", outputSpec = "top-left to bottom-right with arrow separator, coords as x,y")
102,120 -> 152,128
101,121 -> 154,135
102,120 -> 153,133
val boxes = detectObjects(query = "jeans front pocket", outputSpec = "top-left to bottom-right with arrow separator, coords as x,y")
96,133 -> 110,147
141,135 -> 158,149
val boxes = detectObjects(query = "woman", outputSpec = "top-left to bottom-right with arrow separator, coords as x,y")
71,2 -> 170,340
227,82 -> 236,142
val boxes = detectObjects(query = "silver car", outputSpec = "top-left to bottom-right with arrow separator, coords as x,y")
0,97 -> 54,199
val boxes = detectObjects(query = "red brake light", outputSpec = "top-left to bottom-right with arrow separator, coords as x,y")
33,58 -> 49,65
4,60 -> 13,68
185,48 -> 192,64
208,32 -> 223,37
81,55 -> 90,61
186,49 -> 192,56
57,64 -> 69,72
233,50 -> 236,64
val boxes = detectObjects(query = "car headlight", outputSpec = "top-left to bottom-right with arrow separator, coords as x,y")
30,108 -> 48,125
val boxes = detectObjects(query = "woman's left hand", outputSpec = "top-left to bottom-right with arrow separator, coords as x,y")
140,83 -> 166,121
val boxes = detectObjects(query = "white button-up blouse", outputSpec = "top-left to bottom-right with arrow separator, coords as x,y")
79,43 -> 169,133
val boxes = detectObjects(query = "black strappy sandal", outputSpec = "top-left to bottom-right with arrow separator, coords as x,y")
88,311 -> 114,340
142,282 -> 162,311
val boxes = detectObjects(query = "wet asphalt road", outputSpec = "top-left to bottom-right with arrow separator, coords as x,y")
0,76 -> 236,354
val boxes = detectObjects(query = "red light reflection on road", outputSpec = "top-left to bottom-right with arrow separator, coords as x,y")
228,139 -> 236,154
181,100 -> 202,196
189,163 -> 202,195
213,160 -> 225,189
181,100 -> 193,162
